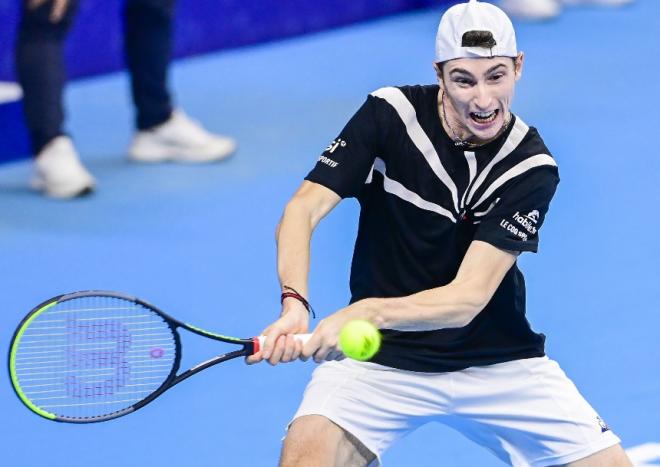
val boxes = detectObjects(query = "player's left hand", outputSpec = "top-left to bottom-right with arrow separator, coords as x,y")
300,313 -> 346,363
301,299 -> 376,363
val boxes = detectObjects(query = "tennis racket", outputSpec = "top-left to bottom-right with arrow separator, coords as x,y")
8,290 -> 310,423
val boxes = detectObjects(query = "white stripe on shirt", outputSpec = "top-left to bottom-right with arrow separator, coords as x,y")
367,158 -> 457,223
465,117 -> 530,206
371,87 -> 459,214
471,154 -> 557,210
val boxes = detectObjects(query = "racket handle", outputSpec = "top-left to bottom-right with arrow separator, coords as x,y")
253,334 -> 311,354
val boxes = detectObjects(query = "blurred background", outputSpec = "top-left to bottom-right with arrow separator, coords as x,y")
1,0 -> 658,465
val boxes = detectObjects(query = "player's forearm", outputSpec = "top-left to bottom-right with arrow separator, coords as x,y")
276,199 -> 315,299
352,281 -> 489,331
354,242 -> 517,331
275,182 -> 341,319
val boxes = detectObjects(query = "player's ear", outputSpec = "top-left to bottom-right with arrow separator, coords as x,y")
433,61 -> 444,87
514,52 -> 524,81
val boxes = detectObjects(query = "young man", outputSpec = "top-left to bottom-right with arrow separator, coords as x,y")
248,1 -> 631,465
18,0 -> 236,198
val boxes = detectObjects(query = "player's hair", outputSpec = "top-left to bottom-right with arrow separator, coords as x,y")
461,30 -> 497,48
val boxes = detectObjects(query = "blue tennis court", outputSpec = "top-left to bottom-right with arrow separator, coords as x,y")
1,2 -> 659,465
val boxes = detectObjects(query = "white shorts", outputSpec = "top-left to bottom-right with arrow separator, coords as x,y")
289,356 -> 620,466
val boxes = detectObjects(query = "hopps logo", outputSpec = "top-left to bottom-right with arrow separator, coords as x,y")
499,210 -> 540,241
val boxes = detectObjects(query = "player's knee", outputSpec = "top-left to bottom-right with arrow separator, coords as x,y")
280,415 -> 343,467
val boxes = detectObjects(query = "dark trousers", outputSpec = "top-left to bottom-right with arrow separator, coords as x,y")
16,0 -> 175,154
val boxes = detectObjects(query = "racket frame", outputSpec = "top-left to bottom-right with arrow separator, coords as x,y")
8,290 -> 260,423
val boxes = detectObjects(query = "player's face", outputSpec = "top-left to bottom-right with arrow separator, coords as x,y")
437,54 -> 523,144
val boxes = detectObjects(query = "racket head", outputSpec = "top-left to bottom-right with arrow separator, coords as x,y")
8,291 -> 181,423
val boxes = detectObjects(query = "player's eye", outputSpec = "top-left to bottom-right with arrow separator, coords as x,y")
453,77 -> 475,86
488,73 -> 505,82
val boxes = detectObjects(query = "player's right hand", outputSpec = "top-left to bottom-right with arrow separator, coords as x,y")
246,300 -> 309,366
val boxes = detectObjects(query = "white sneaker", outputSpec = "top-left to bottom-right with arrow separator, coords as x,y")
497,0 -> 562,20
128,110 -> 237,163
31,136 -> 96,198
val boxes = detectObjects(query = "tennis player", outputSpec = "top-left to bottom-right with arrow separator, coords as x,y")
248,1 -> 631,465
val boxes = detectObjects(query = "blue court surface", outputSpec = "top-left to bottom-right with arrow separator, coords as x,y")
1,2 -> 659,466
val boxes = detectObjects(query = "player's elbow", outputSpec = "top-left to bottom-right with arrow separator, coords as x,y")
455,284 -> 492,326
284,196 -> 320,230
452,303 -> 485,328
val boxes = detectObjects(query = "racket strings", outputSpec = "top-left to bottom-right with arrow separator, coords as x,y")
12,295 -> 177,420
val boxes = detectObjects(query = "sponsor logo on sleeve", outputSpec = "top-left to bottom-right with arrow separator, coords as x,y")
515,210 -> 539,232
318,155 -> 339,168
499,210 -> 540,241
526,209 -> 540,223
325,138 -> 347,154
320,138 -> 346,168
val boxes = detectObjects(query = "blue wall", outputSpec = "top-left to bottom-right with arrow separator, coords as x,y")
1,0 -> 442,81
0,0 -> 446,163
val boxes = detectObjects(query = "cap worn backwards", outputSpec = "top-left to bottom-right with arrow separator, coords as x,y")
435,0 -> 518,63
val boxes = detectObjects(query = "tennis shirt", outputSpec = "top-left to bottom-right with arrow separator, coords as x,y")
305,85 -> 560,373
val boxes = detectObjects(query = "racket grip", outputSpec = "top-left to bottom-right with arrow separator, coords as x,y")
254,334 -> 311,354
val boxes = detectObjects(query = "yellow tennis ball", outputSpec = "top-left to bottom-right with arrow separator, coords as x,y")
339,320 -> 381,361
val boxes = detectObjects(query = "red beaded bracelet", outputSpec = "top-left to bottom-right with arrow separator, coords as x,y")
280,286 -> 316,318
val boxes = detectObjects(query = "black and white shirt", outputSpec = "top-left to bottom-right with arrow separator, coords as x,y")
306,85 -> 560,372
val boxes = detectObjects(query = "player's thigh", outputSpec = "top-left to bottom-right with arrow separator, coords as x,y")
450,357 -> 622,466
559,444 -> 632,467
281,415 -> 375,467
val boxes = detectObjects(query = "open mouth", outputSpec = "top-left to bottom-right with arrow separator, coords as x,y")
470,109 -> 499,125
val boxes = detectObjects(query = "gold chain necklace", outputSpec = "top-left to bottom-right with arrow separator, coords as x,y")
440,90 -> 511,148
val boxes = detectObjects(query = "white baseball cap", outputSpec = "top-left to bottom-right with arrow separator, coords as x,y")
435,0 -> 518,63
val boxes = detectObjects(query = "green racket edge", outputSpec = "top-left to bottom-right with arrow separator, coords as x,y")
9,300 -> 59,421
184,323 -> 245,343
9,291 -> 267,423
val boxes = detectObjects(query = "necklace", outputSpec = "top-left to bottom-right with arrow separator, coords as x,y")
439,90 -> 512,148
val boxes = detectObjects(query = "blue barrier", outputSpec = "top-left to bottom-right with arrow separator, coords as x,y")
0,0 -> 445,163
0,98 -> 30,163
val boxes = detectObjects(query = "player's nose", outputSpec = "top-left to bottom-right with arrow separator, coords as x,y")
472,84 -> 493,110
